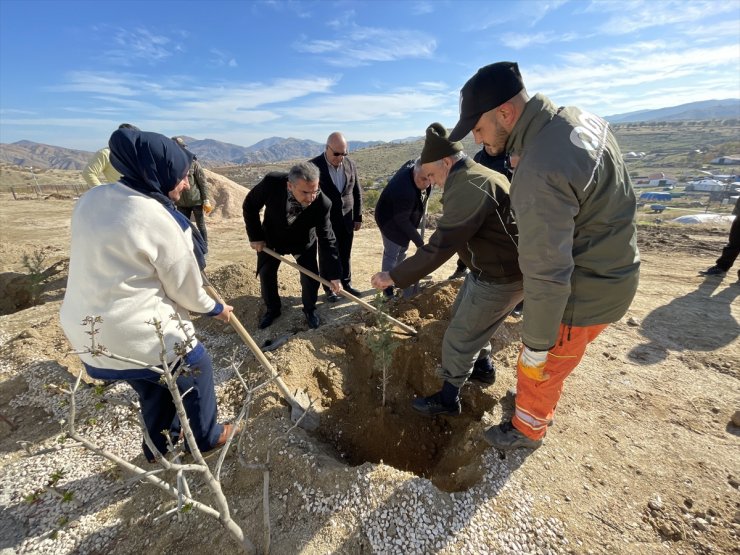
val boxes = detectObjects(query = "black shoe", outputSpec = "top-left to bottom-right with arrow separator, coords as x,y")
483,420 -> 542,451
343,285 -> 362,297
470,356 -> 496,385
304,309 -> 320,329
510,301 -> 523,318
699,265 -> 727,276
259,310 -> 281,329
412,392 -> 461,416
325,292 -> 339,303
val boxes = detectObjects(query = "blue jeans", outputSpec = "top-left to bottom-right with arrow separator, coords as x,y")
124,344 -> 222,460
381,233 -> 414,297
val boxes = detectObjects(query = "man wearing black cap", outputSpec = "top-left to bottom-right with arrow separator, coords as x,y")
371,123 -> 522,417
449,62 -> 640,450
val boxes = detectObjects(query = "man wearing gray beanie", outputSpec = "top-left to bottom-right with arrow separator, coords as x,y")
449,61 -> 640,451
371,122 -> 523,417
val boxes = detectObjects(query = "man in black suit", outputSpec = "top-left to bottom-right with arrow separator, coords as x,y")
243,162 -> 342,329
309,132 -> 363,301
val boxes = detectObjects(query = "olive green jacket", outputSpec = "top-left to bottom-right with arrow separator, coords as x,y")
176,158 -> 209,208
507,94 -> 640,350
389,157 -> 521,289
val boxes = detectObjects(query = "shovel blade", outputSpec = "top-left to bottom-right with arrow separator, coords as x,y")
289,389 -> 320,431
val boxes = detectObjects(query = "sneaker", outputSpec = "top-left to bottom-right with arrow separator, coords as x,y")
469,356 -> 496,385
259,310 -> 281,329
483,420 -> 543,451
412,392 -> 461,416
304,309 -> 320,329
325,292 -> 339,303
699,265 -> 727,276
448,268 -> 469,280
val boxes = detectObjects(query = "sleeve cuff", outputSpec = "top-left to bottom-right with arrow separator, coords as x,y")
206,302 -> 224,317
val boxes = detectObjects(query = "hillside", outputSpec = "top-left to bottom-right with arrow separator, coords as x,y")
606,99 -> 740,123
1,99 -> 737,171
1,120 -> 738,207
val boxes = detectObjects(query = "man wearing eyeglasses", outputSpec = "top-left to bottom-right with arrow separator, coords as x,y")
310,132 -> 363,302
243,162 -> 343,330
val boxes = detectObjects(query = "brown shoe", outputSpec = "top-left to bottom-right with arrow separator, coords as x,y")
214,422 -> 242,449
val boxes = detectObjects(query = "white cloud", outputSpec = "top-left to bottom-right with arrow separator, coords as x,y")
525,42 -> 740,115
500,30 -> 581,50
295,23 -> 436,67
472,0 -> 569,31
103,28 -> 180,66
210,48 -> 238,68
589,0 -> 739,36
284,89 -> 451,122
411,1 -> 435,15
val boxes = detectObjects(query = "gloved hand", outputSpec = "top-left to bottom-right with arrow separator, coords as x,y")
203,200 -> 214,215
517,345 -> 549,381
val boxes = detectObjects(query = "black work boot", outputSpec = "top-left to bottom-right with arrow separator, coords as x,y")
412,381 -> 461,417
484,420 -> 543,451
469,356 -> 496,385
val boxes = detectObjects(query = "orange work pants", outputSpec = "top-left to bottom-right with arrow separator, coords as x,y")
513,323 -> 608,440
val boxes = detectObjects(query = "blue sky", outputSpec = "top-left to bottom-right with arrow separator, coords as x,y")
1,0 -> 738,151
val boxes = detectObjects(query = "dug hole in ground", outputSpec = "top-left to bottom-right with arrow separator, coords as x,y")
0,176 -> 738,555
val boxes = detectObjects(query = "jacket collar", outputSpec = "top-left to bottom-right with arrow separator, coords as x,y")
505,93 -> 557,155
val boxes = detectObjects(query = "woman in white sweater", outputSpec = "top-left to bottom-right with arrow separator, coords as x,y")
61,128 -> 234,462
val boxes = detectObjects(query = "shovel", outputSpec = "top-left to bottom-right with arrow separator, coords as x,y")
261,247 -> 417,336
201,274 -> 319,431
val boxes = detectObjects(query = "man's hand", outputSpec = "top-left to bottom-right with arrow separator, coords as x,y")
329,279 -> 343,294
214,304 -> 234,323
517,345 -> 550,381
354,221 -> 362,231
371,271 -> 394,290
203,200 -> 214,215
250,241 -> 266,252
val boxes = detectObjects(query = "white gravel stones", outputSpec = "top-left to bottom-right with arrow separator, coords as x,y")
292,450 -> 567,554
0,339 -> 239,555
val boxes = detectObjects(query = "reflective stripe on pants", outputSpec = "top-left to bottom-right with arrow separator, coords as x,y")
513,323 -> 608,440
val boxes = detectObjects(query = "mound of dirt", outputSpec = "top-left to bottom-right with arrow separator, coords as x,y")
203,168 -> 248,220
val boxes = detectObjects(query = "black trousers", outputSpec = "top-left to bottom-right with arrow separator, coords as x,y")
320,224 -> 354,290
177,205 -> 208,246
715,215 -> 740,271
258,242 -> 320,313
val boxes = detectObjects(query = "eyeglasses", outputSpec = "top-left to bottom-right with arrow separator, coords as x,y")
327,146 -> 348,157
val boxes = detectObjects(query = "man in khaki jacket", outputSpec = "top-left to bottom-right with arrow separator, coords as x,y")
449,62 -> 640,450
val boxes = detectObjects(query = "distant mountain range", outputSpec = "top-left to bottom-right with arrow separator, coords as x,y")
0,136 -> 386,170
2,99 -> 737,170
605,98 -> 740,123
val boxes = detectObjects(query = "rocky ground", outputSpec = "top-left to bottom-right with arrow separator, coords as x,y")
0,188 -> 738,555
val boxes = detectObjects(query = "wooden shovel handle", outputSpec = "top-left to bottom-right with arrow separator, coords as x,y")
201,279 -> 298,404
261,247 -> 417,336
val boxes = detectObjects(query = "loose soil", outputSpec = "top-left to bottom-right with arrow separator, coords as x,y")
0,184 -> 738,554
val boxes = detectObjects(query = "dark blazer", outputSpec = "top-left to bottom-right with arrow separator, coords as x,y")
243,172 -> 341,278
374,160 -> 431,248
309,153 -> 362,234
